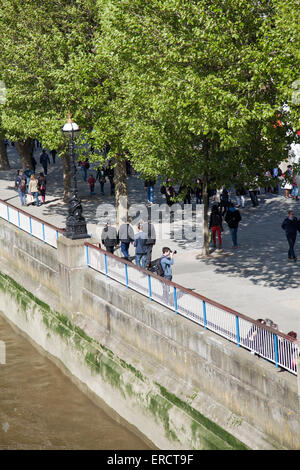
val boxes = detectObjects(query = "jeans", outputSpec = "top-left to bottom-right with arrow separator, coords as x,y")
229,227 -> 238,246
18,189 -> 26,206
162,275 -> 172,304
135,253 -> 147,269
236,195 -> 245,207
42,165 -> 48,176
147,186 -> 154,203
249,191 -> 258,206
121,242 -> 130,259
287,234 -> 296,259
100,182 -> 105,194
32,191 -> 40,206
196,196 -> 202,204
81,167 -> 87,181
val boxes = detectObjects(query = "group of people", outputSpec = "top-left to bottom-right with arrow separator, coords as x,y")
209,202 -> 242,249
14,148 -> 51,207
79,160 -> 115,196
15,168 -> 47,207
101,219 -> 176,287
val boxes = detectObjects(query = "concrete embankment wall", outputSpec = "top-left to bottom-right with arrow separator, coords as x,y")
0,217 -> 299,450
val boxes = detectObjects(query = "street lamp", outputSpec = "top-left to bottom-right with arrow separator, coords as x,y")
61,114 -> 90,240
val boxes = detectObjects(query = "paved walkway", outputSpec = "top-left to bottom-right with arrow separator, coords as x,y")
1,144 -> 300,337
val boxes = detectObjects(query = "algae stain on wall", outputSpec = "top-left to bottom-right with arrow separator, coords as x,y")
0,270 -> 249,450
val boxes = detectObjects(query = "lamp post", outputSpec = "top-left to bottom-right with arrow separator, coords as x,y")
61,114 -> 90,240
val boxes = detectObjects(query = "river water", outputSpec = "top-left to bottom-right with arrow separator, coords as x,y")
0,313 -> 152,450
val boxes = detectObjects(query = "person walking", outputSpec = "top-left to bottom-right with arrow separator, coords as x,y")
38,172 -> 47,204
225,202 -> 241,248
79,159 -> 90,182
106,163 -> 115,195
28,174 -> 41,206
209,205 -> 223,249
39,150 -> 50,176
118,219 -> 135,260
15,170 -> 26,206
134,223 -> 147,268
282,165 -> 293,199
281,210 -> 299,261
23,165 -> 34,191
142,219 -> 156,268
248,177 -> 260,207
144,179 -> 156,204
101,220 -> 119,254
194,178 -> 202,204
88,174 -> 96,195
96,166 -> 106,195
235,187 -> 246,208
50,149 -> 57,164
18,178 -> 27,206
220,188 -> 230,216
161,178 -> 176,207
160,247 -> 176,304
291,175 -> 299,201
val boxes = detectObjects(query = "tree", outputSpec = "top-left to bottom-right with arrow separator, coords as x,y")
99,0 -> 299,254
0,0 -> 102,200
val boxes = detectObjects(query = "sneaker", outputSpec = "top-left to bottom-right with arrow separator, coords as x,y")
294,257 -> 297,262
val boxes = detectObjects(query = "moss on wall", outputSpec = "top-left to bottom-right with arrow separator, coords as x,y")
0,269 -> 249,450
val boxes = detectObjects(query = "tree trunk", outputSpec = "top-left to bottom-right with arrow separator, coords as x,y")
0,140 -> 10,169
202,172 -> 210,256
115,157 -> 129,228
15,138 -> 34,169
61,152 -> 71,203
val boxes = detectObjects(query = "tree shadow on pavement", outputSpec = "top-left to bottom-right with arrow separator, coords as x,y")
200,197 -> 300,290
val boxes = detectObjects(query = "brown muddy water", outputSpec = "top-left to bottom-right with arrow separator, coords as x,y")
0,313 -> 152,450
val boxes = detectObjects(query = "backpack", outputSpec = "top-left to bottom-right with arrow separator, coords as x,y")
278,168 -> 282,177
19,181 -> 26,192
148,257 -> 164,277
85,161 -> 90,169
160,185 -> 166,194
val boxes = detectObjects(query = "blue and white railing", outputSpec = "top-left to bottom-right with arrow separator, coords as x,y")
0,199 -> 64,248
85,242 -> 300,376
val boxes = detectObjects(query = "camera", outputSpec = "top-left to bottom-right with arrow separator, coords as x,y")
171,250 -> 177,255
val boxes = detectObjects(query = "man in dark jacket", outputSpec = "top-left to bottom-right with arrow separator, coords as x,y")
281,210 -> 299,261
134,223 -> 147,268
101,220 -> 119,254
225,203 -> 242,248
40,150 -> 50,175
142,219 -> 156,269
118,220 -> 134,260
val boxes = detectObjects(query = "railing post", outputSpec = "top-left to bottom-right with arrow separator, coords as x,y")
203,300 -> 207,329
86,245 -> 89,266
174,286 -> 178,314
6,206 -> 9,223
274,333 -> 279,368
236,315 -> 240,347
42,223 -> 45,242
18,211 -> 20,228
56,230 -> 59,240
148,274 -> 152,300
29,216 -> 32,235
125,263 -> 129,288
104,253 -> 108,276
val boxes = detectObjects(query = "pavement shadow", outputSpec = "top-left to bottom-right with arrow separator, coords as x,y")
200,197 -> 300,290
